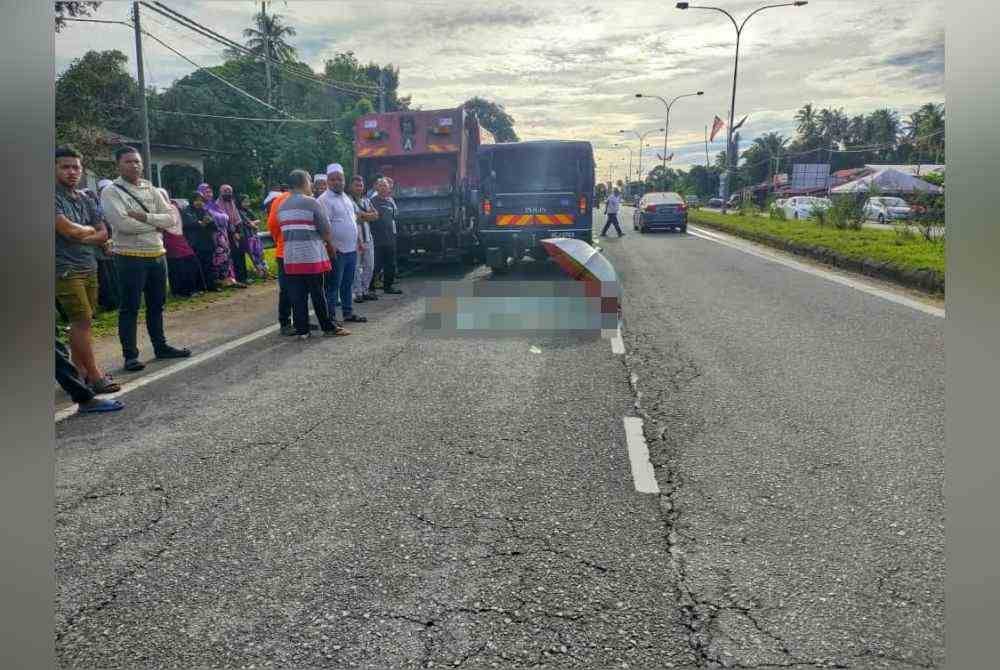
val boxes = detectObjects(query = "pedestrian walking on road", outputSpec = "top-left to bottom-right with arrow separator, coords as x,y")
55,145 -> 119,394
350,175 -> 378,303
276,169 -> 346,339
100,146 -> 191,371
370,178 -> 402,295
600,188 -> 624,237
318,163 -> 368,324
158,187 -> 205,298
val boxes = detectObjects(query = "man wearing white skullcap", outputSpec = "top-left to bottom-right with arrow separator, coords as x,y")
318,162 -> 367,323
313,173 -> 327,197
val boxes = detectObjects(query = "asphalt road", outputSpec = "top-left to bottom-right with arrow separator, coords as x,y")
55,210 -> 943,669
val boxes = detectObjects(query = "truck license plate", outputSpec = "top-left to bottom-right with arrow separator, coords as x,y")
551,232 -> 574,238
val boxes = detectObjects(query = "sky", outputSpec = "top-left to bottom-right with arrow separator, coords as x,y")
55,1 -> 945,179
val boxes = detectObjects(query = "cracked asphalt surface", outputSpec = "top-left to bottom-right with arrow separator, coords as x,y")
56,210 -> 943,669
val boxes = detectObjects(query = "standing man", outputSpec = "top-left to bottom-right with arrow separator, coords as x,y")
55,145 -> 119,394
370,178 -> 402,295
276,169 -> 344,339
350,175 -> 378,303
313,173 -> 328,198
318,164 -> 367,324
100,146 -> 191,371
600,188 -> 625,237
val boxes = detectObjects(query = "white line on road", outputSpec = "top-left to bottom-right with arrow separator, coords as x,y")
55,321 -> 282,423
611,325 -> 625,355
687,225 -> 945,318
623,416 -> 660,494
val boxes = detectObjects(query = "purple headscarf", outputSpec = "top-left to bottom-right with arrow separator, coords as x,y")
197,183 -> 229,232
216,184 -> 242,234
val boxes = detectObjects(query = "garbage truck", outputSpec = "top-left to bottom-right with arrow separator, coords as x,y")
475,140 -> 596,273
353,106 -> 494,263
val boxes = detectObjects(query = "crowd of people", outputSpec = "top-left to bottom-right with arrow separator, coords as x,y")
55,143 -> 403,414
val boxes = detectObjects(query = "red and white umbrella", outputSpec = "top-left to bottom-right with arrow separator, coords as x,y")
540,237 -> 621,327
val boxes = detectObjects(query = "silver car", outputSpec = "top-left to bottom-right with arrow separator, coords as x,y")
863,196 -> 912,223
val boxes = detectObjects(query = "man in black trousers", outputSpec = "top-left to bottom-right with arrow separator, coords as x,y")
370,178 -> 402,295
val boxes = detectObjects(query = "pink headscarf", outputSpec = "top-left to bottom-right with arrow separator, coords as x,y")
216,184 -> 242,233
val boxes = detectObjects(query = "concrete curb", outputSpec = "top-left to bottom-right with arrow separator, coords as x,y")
690,216 -> 945,295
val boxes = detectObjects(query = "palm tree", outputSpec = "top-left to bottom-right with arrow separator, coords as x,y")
866,108 -> 901,158
794,103 -> 820,147
228,10 -> 298,62
905,102 -> 945,163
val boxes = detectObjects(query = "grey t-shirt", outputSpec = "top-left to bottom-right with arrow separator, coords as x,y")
55,184 -> 101,277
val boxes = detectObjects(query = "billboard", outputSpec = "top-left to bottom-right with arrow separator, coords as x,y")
790,163 -> 831,190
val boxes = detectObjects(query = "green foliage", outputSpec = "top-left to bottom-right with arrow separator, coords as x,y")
691,210 -> 945,277
922,171 -> 944,187
56,50 -> 140,137
827,196 -> 865,230
464,97 -> 518,142
54,1 -> 101,32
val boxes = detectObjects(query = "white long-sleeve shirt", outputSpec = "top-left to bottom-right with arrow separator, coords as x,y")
100,177 -> 174,257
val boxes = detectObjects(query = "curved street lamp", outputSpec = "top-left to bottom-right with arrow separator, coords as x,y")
619,127 -> 664,190
676,1 -> 808,202
635,91 -> 704,180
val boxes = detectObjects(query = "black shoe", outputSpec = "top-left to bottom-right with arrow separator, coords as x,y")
365,292 -> 379,301
280,325 -> 296,336
124,358 -> 145,372
155,345 -> 191,360
384,287 -> 402,294
309,323 -> 320,331
355,294 -> 368,303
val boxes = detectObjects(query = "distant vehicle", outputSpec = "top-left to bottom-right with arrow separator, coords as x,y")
477,140 -> 595,273
633,192 -> 688,234
685,195 -> 701,207
782,196 -> 832,220
863,196 -> 912,223
726,194 -> 741,208
708,197 -> 724,208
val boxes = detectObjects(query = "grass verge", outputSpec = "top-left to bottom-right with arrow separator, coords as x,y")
72,249 -> 280,340
689,210 -> 945,293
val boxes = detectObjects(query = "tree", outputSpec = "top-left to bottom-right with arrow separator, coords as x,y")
463,97 -> 519,142
55,1 -> 102,32
905,103 -> 945,163
229,10 -> 298,62
56,49 -> 141,137
794,103 -> 820,147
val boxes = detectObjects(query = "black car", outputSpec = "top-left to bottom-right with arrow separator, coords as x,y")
633,192 -> 688,234
708,197 -> 724,208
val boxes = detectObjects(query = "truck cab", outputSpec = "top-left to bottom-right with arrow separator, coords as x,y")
476,141 -> 595,272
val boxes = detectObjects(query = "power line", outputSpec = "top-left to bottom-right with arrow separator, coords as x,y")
144,108 -> 337,123
139,27 -> 298,119
142,1 -> 380,96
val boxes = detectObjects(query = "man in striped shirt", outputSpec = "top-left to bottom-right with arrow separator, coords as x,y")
276,170 -> 347,339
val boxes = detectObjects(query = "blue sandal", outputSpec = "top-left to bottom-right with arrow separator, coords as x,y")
78,398 -> 124,414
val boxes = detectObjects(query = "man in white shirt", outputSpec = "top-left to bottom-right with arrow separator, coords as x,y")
317,163 -> 367,324
600,188 -> 624,237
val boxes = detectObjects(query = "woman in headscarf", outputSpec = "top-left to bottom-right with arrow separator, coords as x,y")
182,190 -> 221,292
217,184 -> 250,285
196,183 -> 242,288
157,187 -> 205,298
237,193 -> 270,280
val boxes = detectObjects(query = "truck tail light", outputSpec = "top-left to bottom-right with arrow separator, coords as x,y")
578,196 -> 587,213
483,199 -> 492,215
645,205 -> 657,213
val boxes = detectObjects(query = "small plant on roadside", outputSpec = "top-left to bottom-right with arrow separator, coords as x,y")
827,195 -> 865,230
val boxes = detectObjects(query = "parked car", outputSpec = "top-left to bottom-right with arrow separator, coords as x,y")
781,196 -> 832,220
863,196 -> 912,223
707,197 -> 724,208
633,192 -> 688,234
685,195 -> 701,208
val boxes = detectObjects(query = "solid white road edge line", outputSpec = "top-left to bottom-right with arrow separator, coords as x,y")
611,325 -> 625,355
55,321 -> 282,423
687,224 -> 945,319
623,416 -> 660,494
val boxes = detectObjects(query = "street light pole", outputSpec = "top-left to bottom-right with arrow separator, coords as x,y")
619,127 -> 665,193
676,1 -> 807,202
636,91 -> 704,188
614,144 -> 633,196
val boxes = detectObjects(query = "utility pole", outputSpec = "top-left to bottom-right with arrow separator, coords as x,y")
379,70 -> 387,113
132,1 -> 152,181
704,125 -> 710,167
262,1 -> 272,105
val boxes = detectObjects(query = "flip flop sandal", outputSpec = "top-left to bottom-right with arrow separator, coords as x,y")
78,398 -> 124,414
344,314 -> 367,323
91,377 -> 121,395
334,326 -> 352,336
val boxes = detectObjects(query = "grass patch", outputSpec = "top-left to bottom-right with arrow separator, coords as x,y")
71,248 -> 280,340
690,210 -> 945,276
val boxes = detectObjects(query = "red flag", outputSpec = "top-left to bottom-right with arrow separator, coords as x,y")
710,115 -> 725,142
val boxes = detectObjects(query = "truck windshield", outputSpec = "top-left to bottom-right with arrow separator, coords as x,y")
492,146 -> 584,193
